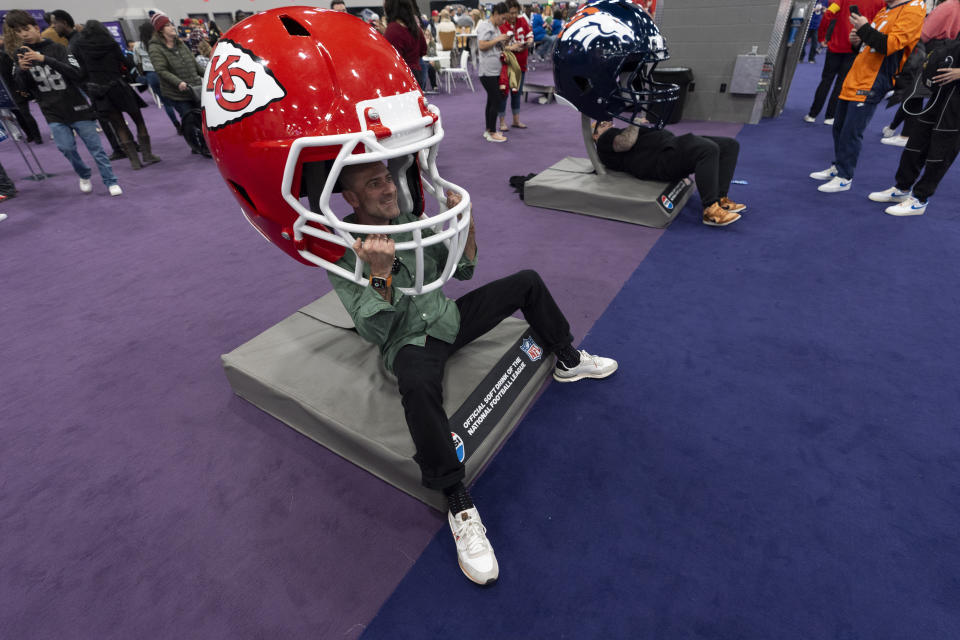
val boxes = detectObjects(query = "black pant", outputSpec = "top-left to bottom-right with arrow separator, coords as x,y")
801,30 -> 818,62
655,134 -> 739,208
808,51 -> 855,119
479,75 -> 500,133
11,96 -> 41,142
392,270 -> 573,491
889,96 -> 924,139
0,160 -> 15,197
894,88 -> 960,202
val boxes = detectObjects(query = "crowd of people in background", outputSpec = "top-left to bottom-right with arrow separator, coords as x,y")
0,0 -> 957,221
804,0 -> 960,217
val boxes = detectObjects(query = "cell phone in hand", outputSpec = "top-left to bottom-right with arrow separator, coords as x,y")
849,5 -> 860,16
17,46 -> 35,66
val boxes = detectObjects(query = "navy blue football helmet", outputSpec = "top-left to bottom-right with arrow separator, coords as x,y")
553,0 -> 679,127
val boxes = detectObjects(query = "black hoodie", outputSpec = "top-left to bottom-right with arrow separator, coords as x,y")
13,38 -> 95,124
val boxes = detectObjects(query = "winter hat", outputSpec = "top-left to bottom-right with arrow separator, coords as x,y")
150,13 -> 171,31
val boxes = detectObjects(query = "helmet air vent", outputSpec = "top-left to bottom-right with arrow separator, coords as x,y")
229,180 -> 258,212
573,76 -> 592,95
279,15 -> 310,36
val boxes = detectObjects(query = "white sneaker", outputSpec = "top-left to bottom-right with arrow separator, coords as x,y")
809,165 -> 838,180
79,178 -> 92,193
868,186 -> 910,203
482,131 -> 506,143
553,349 -> 618,382
803,115 -> 816,123
108,184 -> 123,197
881,135 -> 908,147
885,196 -> 927,216
818,176 -> 852,193
823,118 -> 835,126
448,507 -> 499,585
881,126 -> 896,138
0,213 -> 7,223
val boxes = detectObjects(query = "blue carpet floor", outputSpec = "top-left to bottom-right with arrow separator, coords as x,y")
362,72 -> 960,638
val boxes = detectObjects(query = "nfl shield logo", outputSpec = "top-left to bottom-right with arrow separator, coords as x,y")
520,337 -> 543,362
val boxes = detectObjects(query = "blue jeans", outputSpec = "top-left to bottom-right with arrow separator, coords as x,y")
498,71 -> 525,120
49,120 -> 117,187
831,74 -> 890,180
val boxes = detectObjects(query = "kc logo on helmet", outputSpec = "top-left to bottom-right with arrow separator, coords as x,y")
202,39 -> 286,130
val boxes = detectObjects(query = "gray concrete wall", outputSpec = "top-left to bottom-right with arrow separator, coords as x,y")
657,0 -> 786,123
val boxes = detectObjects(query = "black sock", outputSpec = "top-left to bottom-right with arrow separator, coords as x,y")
444,482 -> 474,515
556,344 -> 581,369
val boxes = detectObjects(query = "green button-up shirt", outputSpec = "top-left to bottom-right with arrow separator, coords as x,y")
328,211 -> 476,373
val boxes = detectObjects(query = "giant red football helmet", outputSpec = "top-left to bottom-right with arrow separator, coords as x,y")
202,7 -> 470,295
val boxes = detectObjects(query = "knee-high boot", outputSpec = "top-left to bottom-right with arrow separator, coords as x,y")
139,135 -> 162,165
122,141 -> 142,170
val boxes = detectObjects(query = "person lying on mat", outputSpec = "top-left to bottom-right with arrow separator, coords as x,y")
592,118 -> 745,227
328,160 -> 618,586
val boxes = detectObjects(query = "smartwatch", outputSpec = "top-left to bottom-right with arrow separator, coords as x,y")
370,274 -> 392,290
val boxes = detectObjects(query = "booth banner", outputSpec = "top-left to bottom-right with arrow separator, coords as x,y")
0,77 -> 16,110
102,21 -> 127,51
0,10 -> 48,32
448,330 -> 547,464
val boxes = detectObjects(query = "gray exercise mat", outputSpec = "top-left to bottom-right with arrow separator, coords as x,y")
222,292 -> 552,511
524,156 -> 693,228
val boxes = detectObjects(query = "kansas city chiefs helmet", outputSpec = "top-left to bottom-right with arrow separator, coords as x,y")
202,7 -> 470,295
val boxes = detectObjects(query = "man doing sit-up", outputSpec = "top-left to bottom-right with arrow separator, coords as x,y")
328,160 -> 618,586
593,119 -> 745,227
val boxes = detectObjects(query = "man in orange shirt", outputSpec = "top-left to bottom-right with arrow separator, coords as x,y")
810,0 -> 925,193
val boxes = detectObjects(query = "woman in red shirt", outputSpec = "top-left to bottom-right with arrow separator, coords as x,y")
384,0 -> 428,90
497,0 -> 534,131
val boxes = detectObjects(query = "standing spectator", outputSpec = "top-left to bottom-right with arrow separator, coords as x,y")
330,1 -> 348,11
49,10 -> 79,54
73,20 -> 161,170
497,0 -> 533,131
810,0 -> 925,194
7,10 -> 122,196
882,0 -> 960,145
134,22 -> 180,133
868,34 -> 960,215
801,1 -> 828,64
477,3 -> 511,142
1,31 -> 44,144
49,9 -> 127,161
804,0 -> 885,125
40,13 -> 68,47
383,0 -> 428,91
147,14 -> 203,124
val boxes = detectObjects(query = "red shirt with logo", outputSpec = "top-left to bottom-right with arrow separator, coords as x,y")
500,15 -> 533,72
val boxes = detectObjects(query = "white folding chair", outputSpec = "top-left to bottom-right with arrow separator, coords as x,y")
440,50 -> 474,93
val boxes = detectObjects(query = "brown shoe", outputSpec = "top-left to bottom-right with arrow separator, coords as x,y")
719,196 -> 746,213
703,202 -> 741,227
